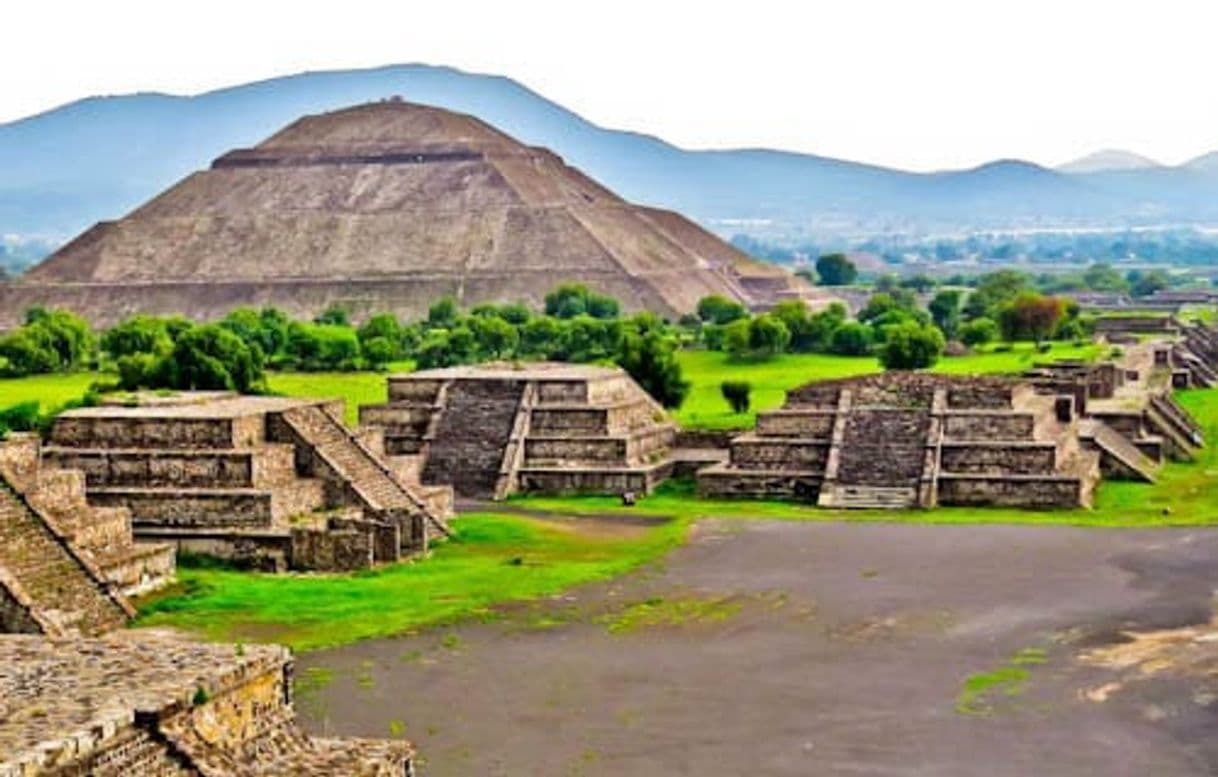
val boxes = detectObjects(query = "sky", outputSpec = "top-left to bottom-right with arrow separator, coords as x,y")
2,0 -> 1216,172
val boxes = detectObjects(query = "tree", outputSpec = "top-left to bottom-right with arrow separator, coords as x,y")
0,329 -> 58,376
357,314 -> 404,362
544,284 -> 618,320
1083,263 -> 1129,293
616,330 -> 690,409
23,308 -> 93,371
159,324 -> 263,392
828,322 -> 873,356
998,293 -> 1066,345
815,253 -> 858,286
427,297 -> 460,328
960,317 -> 999,347
963,270 -> 1030,320
720,380 -> 751,414
928,290 -> 963,339
313,305 -> 350,327
284,323 -> 361,371
470,314 -> 519,359
900,274 -> 936,293
727,315 -> 789,360
520,317 -> 562,358
878,322 -> 945,370
102,316 -> 174,360
1131,270 -> 1170,298
696,294 -> 747,325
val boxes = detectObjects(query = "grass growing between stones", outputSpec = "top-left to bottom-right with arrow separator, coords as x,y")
133,512 -> 689,652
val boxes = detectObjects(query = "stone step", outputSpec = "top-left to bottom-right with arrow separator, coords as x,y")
0,483 -> 130,636
823,485 -> 918,510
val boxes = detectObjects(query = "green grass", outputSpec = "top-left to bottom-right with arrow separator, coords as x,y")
674,342 -> 1104,430
956,666 -> 1031,716
265,360 -> 412,426
0,372 -> 99,411
134,511 -> 688,651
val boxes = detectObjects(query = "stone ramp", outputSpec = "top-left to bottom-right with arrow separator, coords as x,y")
422,379 -> 526,498
277,404 -> 449,541
1080,419 -> 1159,482
0,481 -> 132,636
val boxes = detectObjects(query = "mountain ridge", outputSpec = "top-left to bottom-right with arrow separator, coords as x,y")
2,63 -> 1216,244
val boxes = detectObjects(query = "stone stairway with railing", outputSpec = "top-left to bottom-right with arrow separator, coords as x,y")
276,404 -> 450,545
421,379 -> 527,498
820,408 -> 928,509
0,477 -> 133,636
1079,419 -> 1159,482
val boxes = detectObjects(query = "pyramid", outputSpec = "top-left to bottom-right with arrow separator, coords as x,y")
1,100 -> 814,327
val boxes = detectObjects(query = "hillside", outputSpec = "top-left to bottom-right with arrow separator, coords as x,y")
2,64 -> 1217,249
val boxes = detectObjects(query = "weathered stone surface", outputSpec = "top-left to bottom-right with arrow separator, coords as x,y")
0,632 -> 413,775
0,101 -> 826,327
362,362 -> 676,499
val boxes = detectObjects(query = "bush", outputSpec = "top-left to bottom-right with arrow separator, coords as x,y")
814,253 -> 858,286
696,295 -> 747,325
828,322 -> 873,356
720,380 -> 751,414
616,330 -> 689,409
284,323 -> 361,371
877,321 -> 945,370
960,317 -> 999,347
0,401 -> 42,433
159,324 -> 264,392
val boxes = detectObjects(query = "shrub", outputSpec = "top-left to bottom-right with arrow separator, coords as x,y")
814,253 -> 858,286
720,380 -> 751,414
616,330 -> 689,409
160,324 -> 264,392
878,321 -> 945,370
828,322 -> 873,356
695,295 -> 747,325
0,401 -> 42,433
960,318 -> 999,347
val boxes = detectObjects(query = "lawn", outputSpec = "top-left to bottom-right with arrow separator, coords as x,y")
0,371 -> 100,411
265,360 -> 412,426
134,511 -> 687,651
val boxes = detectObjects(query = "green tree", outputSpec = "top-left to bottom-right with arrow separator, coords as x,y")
928,290 -> 963,339
960,318 -> 999,347
696,295 -> 747,325
720,380 -> 751,414
998,293 -> 1066,345
616,330 -> 689,409
470,315 -> 519,359
828,321 -> 874,356
815,253 -> 858,286
427,297 -> 460,329
313,305 -> 350,327
1131,270 -> 1170,298
878,322 -> 945,370
102,316 -> 175,360
160,324 -> 263,392
1082,263 -> 1129,293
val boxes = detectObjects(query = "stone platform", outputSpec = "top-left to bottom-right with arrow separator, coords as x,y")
45,392 -> 452,572
360,362 -> 675,499
0,631 -> 413,775
698,373 -> 1103,509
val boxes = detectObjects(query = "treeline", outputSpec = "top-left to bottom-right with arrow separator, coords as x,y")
0,285 -> 692,408
688,269 -> 1088,369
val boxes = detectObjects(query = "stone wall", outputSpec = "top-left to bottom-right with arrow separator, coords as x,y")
939,443 -> 1058,475
942,413 -> 1036,440
51,417 -> 242,450
754,411 -> 836,438
937,475 -> 1083,508
290,527 -> 375,572
729,438 -> 830,470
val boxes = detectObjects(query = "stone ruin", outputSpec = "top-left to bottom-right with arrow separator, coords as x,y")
698,372 -> 1108,509
359,363 -> 675,499
0,632 -> 413,775
0,100 -> 830,329
42,392 -> 452,572
1022,334 -> 1213,471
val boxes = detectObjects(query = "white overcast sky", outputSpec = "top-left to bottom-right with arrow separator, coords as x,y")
2,0 -> 1215,172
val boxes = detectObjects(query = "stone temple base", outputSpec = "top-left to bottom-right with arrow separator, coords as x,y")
360,362 -> 676,500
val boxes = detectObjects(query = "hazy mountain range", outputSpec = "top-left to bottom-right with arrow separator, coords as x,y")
2,64 -> 1217,252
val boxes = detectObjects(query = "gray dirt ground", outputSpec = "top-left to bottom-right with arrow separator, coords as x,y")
298,520 -> 1218,776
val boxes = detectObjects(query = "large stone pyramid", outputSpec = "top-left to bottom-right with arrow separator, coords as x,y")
1,100 -> 813,326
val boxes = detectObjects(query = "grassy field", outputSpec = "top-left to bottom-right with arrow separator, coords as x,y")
0,372 -> 100,411
265,360 -> 412,425
134,512 -> 687,651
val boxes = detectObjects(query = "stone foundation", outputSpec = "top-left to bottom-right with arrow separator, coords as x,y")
361,362 -> 676,499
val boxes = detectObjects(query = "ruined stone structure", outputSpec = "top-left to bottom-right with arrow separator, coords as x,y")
43,392 -> 451,572
698,373 -> 1104,509
0,433 -> 175,603
0,632 -> 413,775
0,100 -> 827,328
1023,337 -> 1212,468
360,363 -> 675,499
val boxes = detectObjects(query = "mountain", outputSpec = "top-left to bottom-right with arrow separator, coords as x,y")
1057,149 -> 1162,174
1185,152 -> 1218,176
2,63 -> 1217,248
